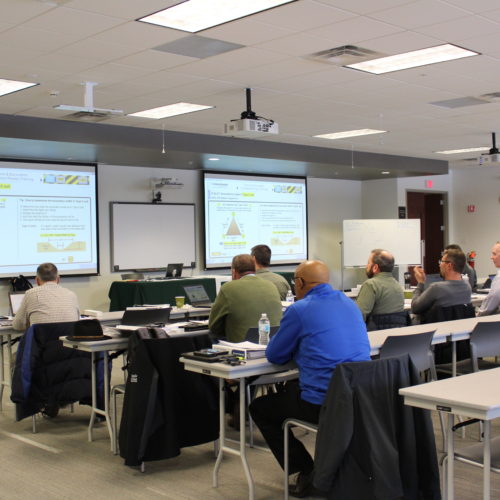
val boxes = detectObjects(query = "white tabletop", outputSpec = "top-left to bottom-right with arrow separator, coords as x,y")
400,368 -> 500,420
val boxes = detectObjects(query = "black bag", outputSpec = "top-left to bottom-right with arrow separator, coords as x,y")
10,275 -> 33,292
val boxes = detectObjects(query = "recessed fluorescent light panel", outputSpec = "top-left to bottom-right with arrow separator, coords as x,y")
128,102 -> 214,119
138,0 -> 296,33
314,129 -> 387,140
345,44 -> 479,74
435,147 -> 490,154
0,78 -> 38,97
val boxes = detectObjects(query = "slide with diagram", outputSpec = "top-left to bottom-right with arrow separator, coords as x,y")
204,172 -> 307,268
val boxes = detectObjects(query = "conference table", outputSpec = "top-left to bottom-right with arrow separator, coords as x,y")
400,368 -> 500,500
180,355 -> 295,500
108,277 -> 217,311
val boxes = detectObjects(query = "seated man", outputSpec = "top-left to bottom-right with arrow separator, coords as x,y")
249,260 -> 370,497
13,262 -> 79,331
356,249 -> 405,329
478,241 -> 500,316
411,248 -> 471,320
251,244 -> 291,300
445,243 -> 477,291
208,254 -> 282,343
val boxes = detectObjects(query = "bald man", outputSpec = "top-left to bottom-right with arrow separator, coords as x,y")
249,260 -> 370,498
356,249 -> 405,329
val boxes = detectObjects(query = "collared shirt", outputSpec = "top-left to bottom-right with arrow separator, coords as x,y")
356,272 -> 404,320
255,268 -> 291,300
478,269 -> 500,316
12,282 -> 80,331
266,283 -> 370,405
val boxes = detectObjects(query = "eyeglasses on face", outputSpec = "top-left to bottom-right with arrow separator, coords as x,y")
438,259 -> 451,265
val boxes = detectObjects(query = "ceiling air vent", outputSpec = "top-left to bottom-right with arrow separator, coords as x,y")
307,45 -> 381,66
481,92 -> 500,101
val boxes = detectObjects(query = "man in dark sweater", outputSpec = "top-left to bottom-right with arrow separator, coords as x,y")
411,248 -> 471,320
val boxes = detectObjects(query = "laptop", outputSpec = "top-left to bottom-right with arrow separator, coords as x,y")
9,291 -> 26,316
424,274 -> 443,290
165,263 -> 183,279
116,307 -> 171,329
183,284 -> 213,308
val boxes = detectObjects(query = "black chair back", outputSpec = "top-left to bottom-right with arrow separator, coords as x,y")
367,311 -> 410,331
379,331 -> 436,376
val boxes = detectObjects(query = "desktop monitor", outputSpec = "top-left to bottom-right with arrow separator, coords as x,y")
165,263 -> 183,279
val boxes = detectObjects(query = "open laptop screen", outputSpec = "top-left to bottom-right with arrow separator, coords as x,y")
183,284 -> 211,305
9,292 -> 25,315
165,263 -> 183,279
120,307 -> 171,326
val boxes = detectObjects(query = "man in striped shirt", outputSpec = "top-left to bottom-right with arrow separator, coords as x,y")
12,262 -> 79,331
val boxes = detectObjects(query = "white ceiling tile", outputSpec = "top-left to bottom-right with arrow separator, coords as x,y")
0,0 -> 54,24
479,8 -> 500,22
360,31 -> 445,54
23,6 -> 125,36
369,0 -> 469,29
416,15 -> 500,42
114,50 -> 197,71
91,21 -> 185,49
441,0 -> 500,13
33,52 -> 101,74
71,63 -> 150,86
455,32 -> 500,58
55,38 -> 139,63
170,47 -> 287,78
201,19 -> 294,46
125,70 -> 202,91
313,0 -> 419,15
64,0 -> 178,20
255,32 -> 343,57
250,0 -> 356,30
309,16 -> 403,43
0,26 -> 84,52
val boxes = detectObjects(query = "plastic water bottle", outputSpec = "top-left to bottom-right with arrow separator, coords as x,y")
258,313 -> 271,345
286,290 -> 294,303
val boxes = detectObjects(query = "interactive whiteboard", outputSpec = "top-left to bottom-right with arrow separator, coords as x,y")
111,203 -> 196,271
343,219 -> 421,267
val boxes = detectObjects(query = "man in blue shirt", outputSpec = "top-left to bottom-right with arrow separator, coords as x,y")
249,260 -> 370,498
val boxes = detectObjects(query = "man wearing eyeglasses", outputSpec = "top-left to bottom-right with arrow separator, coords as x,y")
411,248 -> 471,320
249,260 -> 370,497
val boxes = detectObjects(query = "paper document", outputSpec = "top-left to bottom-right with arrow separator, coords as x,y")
217,340 -> 266,350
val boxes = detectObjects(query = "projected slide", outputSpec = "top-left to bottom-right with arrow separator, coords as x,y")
204,172 -> 307,268
0,162 -> 98,277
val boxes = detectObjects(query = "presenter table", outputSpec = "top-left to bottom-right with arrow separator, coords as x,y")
108,277 -> 217,311
180,356 -> 295,500
400,368 -> 500,500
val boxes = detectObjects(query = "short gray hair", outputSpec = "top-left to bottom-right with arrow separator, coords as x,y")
37,262 -> 59,282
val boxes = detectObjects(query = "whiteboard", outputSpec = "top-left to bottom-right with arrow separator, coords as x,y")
343,219 -> 421,267
111,203 -> 196,271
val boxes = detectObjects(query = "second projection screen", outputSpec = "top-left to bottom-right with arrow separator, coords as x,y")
204,172 -> 307,268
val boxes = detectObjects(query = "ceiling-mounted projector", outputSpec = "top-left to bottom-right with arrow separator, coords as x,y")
479,132 -> 500,165
224,88 -> 278,138
54,82 -> 123,121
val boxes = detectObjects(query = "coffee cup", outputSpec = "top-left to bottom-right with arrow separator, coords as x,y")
175,296 -> 185,308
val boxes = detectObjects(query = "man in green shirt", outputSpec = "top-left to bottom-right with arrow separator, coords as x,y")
356,249 -> 405,330
209,254 -> 282,342
251,244 -> 291,300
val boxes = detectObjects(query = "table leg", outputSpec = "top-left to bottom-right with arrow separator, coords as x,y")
239,377 -> 255,500
446,413 -> 455,500
452,341 -> 457,377
103,352 -> 114,448
213,378 -> 225,487
483,420 -> 491,500
0,334 -> 5,411
88,352 -> 97,442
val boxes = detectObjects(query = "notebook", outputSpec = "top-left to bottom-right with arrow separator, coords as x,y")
9,291 -> 26,316
183,284 -> 213,308
116,307 -> 171,329
165,263 -> 183,279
